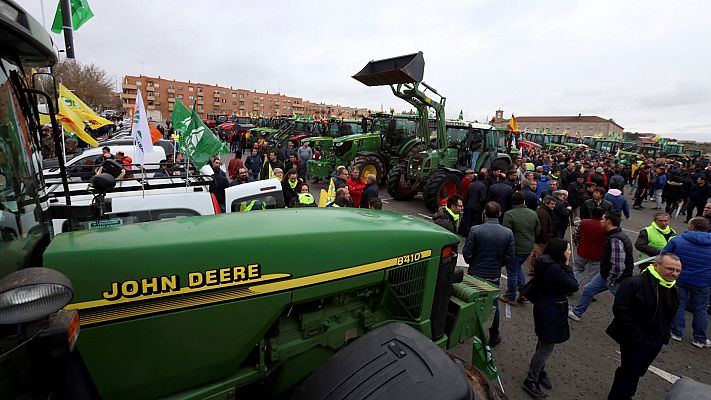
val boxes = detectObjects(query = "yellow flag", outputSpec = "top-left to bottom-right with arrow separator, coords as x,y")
318,189 -> 329,207
55,100 -> 99,147
59,84 -> 113,130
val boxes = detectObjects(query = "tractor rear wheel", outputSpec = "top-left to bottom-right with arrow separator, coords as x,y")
354,155 -> 384,183
386,165 -> 417,200
423,169 -> 462,212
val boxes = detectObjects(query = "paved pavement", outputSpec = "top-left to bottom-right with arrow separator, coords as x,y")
221,151 -> 708,399
373,186 -> 708,400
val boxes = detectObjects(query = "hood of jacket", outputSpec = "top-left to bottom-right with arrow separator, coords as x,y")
681,230 -> 711,247
538,175 -> 550,183
607,188 -> 622,197
533,254 -> 558,275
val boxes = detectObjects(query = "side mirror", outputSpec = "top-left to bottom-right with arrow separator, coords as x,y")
0,268 -> 73,324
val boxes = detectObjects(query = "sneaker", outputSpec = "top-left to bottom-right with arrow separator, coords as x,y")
568,309 -> 581,322
522,379 -> 547,399
671,334 -> 682,342
692,339 -> 711,348
499,295 -> 517,306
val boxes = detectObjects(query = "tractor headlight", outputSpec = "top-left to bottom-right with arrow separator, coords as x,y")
0,268 -> 73,324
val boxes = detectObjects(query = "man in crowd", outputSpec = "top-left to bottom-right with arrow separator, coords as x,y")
604,182 -> 630,220
540,179 -> 559,199
572,207 -> 606,285
521,179 -> 539,210
360,174 -> 379,208
686,175 -> 711,223
635,212 -> 676,270
281,169 -> 302,207
580,187 -> 612,219
606,253 -> 681,399
632,165 -> 652,209
569,211 -> 634,322
260,151 -> 284,180
245,147 -> 262,180
502,192 -> 540,305
704,202 -> 711,229
463,201 -> 515,347
488,172 -> 514,220
229,167 -> 254,186
465,172 -> 488,229
433,195 -> 464,234
533,196 -> 557,272
208,157 -> 229,212
297,141 -> 313,180
551,190 -> 571,238
662,217 -> 711,347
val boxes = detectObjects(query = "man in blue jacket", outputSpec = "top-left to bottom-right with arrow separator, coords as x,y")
662,217 -> 711,347
604,182 -> 630,220
463,201 -> 515,347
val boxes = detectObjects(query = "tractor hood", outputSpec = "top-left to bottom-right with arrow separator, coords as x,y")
334,133 -> 377,143
45,208 -> 457,325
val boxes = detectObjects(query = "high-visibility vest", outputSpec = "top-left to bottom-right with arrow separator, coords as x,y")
298,193 -> 315,205
638,224 -> 675,259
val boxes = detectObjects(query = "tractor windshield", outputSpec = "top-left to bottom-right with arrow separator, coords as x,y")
370,116 -> 391,134
548,134 -> 564,144
445,127 -> 469,147
0,58 -> 53,271
594,140 -> 618,154
342,121 -> 364,135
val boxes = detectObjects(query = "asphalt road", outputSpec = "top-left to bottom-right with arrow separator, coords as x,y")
373,186 -> 708,400
221,150 -> 708,399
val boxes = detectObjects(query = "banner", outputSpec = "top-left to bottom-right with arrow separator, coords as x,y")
172,99 -> 227,169
51,0 -> 94,34
130,88 -> 153,166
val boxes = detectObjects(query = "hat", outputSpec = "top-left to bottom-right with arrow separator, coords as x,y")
595,167 -> 604,173
464,169 -> 475,175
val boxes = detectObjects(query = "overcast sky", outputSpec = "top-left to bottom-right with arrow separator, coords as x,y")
18,0 -> 711,141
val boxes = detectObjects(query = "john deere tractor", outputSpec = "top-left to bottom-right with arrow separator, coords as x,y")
353,52 -> 511,212
0,6 -> 501,399
308,111 -> 425,182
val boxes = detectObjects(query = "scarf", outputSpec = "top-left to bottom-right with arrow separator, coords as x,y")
646,266 -> 676,288
651,221 -> 671,235
288,179 -> 298,189
445,206 -> 460,222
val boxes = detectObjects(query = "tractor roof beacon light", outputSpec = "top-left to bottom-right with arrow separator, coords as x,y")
0,268 -> 74,324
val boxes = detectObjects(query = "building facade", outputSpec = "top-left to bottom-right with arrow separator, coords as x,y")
491,110 -> 624,136
120,75 -> 366,122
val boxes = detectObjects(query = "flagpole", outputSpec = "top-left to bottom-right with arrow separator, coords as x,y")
186,156 -> 190,192
141,166 -> 145,198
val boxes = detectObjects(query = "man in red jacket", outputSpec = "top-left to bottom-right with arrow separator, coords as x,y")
572,206 -> 606,285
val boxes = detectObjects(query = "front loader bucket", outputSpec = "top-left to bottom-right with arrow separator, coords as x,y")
352,51 -> 425,86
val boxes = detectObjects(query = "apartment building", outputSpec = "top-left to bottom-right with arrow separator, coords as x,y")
491,109 -> 624,136
120,75 -> 365,122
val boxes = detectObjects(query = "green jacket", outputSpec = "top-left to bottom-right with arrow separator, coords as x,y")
503,204 -> 541,254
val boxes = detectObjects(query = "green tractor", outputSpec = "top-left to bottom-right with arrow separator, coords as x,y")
308,112 -> 424,182
0,6 -> 501,399
353,52 -> 512,212
300,117 -> 367,158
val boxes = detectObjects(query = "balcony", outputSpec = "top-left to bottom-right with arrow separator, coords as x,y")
122,83 -> 137,90
168,104 -> 174,111
147,105 -> 156,110
197,100 -> 204,105
167,97 -> 175,103
213,92 -> 221,98
121,93 -> 137,99
167,88 -> 175,93
146,95 -> 155,101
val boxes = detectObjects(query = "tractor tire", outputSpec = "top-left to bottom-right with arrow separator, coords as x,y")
423,169 -> 462,213
354,155 -> 384,183
402,143 -> 425,160
386,164 -> 417,200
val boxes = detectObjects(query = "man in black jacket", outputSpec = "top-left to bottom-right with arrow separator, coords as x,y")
606,253 -> 681,400
466,172 -> 488,228
359,174 -> 379,208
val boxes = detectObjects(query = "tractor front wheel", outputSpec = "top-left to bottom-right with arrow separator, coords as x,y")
386,165 -> 417,200
354,155 -> 384,183
423,169 -> 462,212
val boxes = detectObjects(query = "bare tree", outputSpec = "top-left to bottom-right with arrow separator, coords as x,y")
54,60 -> 116,110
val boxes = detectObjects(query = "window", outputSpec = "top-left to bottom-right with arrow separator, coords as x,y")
154,93 -> 160,98
155,101 -> 161,106
221,91 -> 226,95
239,101 -> 245,106
221,99 -> 226,103
168,93 -> 174,98
178,94 -> 184,99
198,104 -> 203,111
188,95 -> 194,100
136,81 -> 142,86
239,93 -> 245,99
154,83 -> 160,88
168,85 -> 173,89
232,93 -> 237,98
177,85 -> 183,90
230,193 -> 284,212
232,101 -> 237,105
197,96 -> 203,101
197,87 -> 203,93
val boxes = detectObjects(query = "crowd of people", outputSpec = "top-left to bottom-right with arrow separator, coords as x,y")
431,147 -> 711,399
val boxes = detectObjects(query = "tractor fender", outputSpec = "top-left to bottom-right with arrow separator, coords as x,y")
355,150 -> 383,159
437,166 -> 464,177
399,139 -> 424,157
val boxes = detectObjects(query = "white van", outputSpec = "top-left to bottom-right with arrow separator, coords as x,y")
43,145 -> 166,183
50,178 -> 285,233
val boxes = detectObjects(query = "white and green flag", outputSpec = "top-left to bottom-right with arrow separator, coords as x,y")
131,88 -> 153,166
171,99 -> 227,169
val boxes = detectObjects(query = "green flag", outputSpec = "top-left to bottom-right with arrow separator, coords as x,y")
171,99 -> 193,134
51,0 -> 95,34
176,100 -> 227,169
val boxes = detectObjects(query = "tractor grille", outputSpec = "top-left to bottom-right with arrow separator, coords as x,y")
385,260 -> 428,318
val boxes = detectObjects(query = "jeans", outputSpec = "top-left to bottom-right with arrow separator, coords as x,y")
506,253 -> 529,300
608,337 -> 663,400
652,188 -> 663,209
479,276 -> 500,342
572,274 -> 618,317
527,339 -> 555,381
671,283 -> 710,343
633,188 -> 647,207
572,255 -> 600,284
